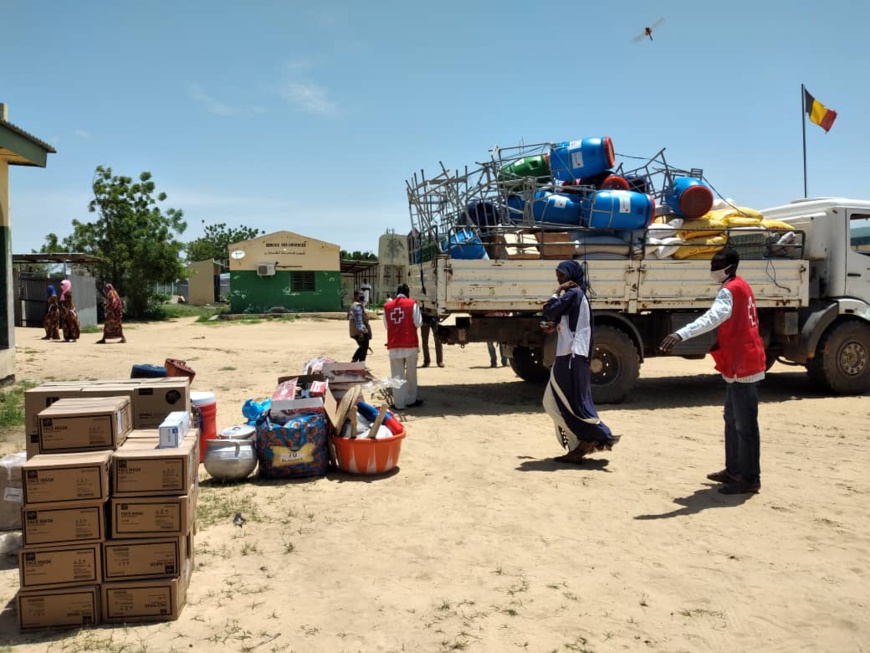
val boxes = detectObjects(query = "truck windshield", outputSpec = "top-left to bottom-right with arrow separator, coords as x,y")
851,213 -> 870,255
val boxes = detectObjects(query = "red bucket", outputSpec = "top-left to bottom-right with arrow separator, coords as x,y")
191,391 -> 217,463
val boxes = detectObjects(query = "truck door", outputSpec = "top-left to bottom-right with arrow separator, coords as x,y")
845,210 -> 870,299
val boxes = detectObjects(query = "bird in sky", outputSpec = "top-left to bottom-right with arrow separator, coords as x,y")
632,18 -> 665,42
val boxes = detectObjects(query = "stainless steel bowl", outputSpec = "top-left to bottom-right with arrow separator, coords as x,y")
203,438 -> 257,482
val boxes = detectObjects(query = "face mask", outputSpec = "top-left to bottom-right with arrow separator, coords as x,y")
710,267 -> 730,283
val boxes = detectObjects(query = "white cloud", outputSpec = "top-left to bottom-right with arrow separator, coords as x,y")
189,85 -> 241,117
280,82 -> 340,117
73,129 -> 91,138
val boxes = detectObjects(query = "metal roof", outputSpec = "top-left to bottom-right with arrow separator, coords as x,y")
0,118 -> 56,167
340,259 -> 378,275
13,253 -> 105,264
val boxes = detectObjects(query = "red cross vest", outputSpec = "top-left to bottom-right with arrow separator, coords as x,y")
711,276 -> 766,379
385,297 -> 419,349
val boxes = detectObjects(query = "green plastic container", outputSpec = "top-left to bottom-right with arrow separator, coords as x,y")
498,154 -> 551,185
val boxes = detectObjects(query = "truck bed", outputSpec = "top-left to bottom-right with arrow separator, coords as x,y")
411,257 -> 808,315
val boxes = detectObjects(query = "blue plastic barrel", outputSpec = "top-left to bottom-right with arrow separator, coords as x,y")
664,177 -> 714,219
444,229 -> 489,259
131,364 -> 168,379
461,201 -> 500,230
505,195 -> 526,222
549,137 -> 615,182
531,191 -> 584,225
581,190 -> 655,229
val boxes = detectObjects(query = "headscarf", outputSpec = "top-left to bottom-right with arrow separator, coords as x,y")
556,260 -> 586,291
46,285 -> 57,298
60,279 -> 71,300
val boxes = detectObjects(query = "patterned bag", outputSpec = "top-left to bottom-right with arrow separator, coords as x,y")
255,413 -> 329,479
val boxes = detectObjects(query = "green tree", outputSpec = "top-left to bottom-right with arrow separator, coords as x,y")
186,222 -> 264,269
41,166 -> 187,317
340,249 -> 378,261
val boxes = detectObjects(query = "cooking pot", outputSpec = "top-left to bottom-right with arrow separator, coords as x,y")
203,437 -> 257,482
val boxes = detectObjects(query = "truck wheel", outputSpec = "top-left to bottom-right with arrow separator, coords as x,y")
806,321 -> 870,395
591,325 -> 640,404
509,346 -> 550,384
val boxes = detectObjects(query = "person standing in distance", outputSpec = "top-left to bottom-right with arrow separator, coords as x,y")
660,248 -> 766,495
348,289 -> 371,363
383,283 -> 424,409
421,315 -> 444,368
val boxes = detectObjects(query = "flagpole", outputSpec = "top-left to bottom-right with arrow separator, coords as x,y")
801,83 -> 808,198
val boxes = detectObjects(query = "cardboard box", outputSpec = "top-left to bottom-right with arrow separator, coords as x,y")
18,585 -> 100,630
536,231 -> 578,259
1,452 -> 25,530
132,378 -> 191,428
112,435 -> 198,497
110,483 -> 197,538
501,232 -> 540,260
159,411 -> 191,448
103,534 -> 188,581
275,375 -> 340,429
19,542 -> 102,589
25,385 -> 91,458
22,451 -> 112,505
101,561 -> 190,623
22,501 -> 105,545
38,396 -> 133,454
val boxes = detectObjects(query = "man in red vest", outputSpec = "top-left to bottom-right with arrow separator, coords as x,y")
383,283 -> 424,409
660,248 -> 766,495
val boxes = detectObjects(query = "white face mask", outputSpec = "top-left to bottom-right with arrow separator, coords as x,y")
710,267 -> 730,283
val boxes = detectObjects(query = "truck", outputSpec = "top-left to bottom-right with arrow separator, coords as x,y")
405,144 -> 870,403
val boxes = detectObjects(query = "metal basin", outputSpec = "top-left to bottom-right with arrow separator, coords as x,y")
203,438 -> 257,482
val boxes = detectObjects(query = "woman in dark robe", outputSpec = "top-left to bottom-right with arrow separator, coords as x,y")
59,279 -> 81,342
97,283 -> 126,344
541,260 -> 619,463
42,285 -> 60,340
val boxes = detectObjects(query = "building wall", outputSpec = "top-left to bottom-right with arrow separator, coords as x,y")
187,259 -> 220,306
229,270 -> 341,313
229,231 -> 340,273
0,160 -> 12,381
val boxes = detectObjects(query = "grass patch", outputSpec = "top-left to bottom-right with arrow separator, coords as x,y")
0,381 -> 35,430
196,485 -> 263,529
80,325 -> 100,334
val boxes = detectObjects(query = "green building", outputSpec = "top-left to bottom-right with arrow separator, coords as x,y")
228,230 -> 341,313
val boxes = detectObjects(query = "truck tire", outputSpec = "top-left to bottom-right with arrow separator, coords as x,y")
509,346 -> 550,384
591,325 -> 640,404
806,321 -> 870,395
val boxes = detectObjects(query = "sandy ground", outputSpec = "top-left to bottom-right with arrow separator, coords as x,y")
1,315 -> 869,652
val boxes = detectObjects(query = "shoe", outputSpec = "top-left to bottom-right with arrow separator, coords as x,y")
553,449 -> 586,464
718,481 -> 760,495
437,363 -> 444,368
421,363 -> 430,368
490,362 -> 497,368
407,399 -> 424,408
707,469 -> 738,484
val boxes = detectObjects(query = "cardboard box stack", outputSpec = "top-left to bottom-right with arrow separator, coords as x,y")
16,379 -> 194,630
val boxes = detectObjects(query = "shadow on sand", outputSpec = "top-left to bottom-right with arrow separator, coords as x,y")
634,485 -> 755,520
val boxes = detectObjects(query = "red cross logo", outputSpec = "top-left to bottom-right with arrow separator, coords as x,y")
390,307 -> 405,324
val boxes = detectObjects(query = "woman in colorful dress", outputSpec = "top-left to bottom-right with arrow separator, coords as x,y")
42,285 -> 60,340
541,260 -> 619,463
97,283 -> 126,344
59,279 -> 81,342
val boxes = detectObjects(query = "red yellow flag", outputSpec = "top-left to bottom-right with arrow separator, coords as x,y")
804,89 -> 837,133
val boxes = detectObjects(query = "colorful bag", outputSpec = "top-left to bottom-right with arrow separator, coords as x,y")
255,413 -> 329,479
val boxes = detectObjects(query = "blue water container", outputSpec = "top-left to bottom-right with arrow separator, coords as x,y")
444,229 -> 489,259
531,191 -> 584,225
505,195 -> 526,222
664,177 -> 714,219
549,137 -> 615,182
581,190 -> 655,229
461,200 -> 500,229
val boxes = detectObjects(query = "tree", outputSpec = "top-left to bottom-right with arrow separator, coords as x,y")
40,166 -> 187,317
186,222 -> 264,269
340,250 -> 378,261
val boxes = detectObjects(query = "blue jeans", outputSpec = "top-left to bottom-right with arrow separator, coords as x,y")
723,381 -> 761,484
487,342 -> 507,366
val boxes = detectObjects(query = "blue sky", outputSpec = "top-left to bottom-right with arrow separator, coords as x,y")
2,0 -> 867,256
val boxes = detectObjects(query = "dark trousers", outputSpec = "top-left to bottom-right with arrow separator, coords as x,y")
352,335 -> 371,362
421,323 -> 442,365
723,381 -> 761,484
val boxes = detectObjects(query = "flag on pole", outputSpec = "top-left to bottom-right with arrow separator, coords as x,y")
804,89 -> 837,133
